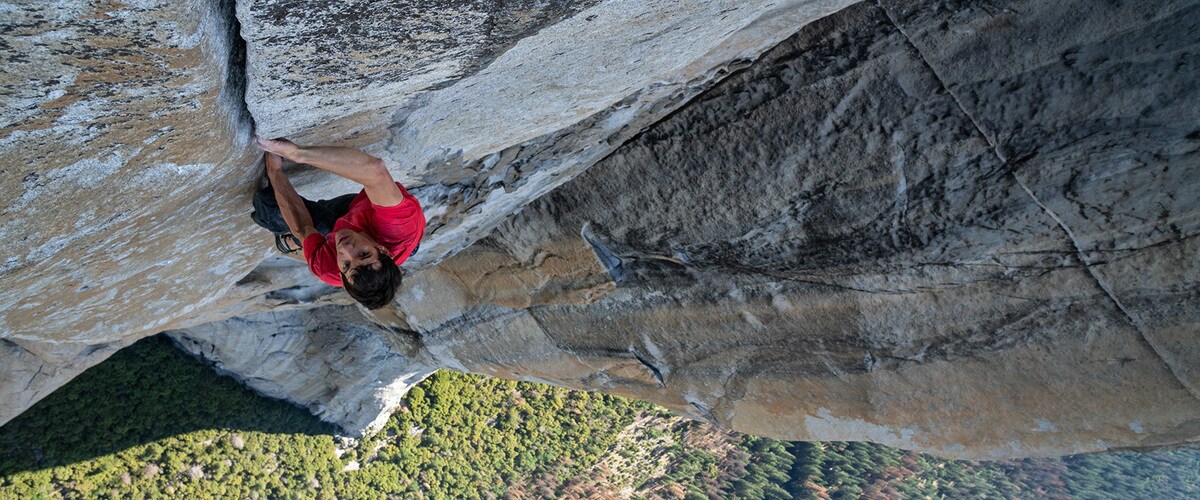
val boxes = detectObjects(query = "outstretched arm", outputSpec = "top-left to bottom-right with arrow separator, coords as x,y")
257,137 -> 404,207
265,153 -> 318,240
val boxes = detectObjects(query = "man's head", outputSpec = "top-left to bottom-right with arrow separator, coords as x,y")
335,229 -> 402,309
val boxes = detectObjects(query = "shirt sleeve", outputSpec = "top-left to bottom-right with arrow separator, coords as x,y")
367,183 -> 426,250
302,233 -> 343,287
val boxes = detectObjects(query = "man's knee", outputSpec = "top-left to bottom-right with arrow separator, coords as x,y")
252,186 -> 277,209
309,193 -> 356,234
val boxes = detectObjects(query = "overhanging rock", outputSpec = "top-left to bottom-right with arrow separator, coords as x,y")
238,0 -> 864,266
396,0 -> 1200,459
166,305 -> 433,436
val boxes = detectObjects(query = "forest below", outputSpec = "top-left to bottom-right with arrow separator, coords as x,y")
0,335 -> 1196,499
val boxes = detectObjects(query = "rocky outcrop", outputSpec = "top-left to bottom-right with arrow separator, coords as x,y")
166,305 -> 431,435
2,0 -> 1197,459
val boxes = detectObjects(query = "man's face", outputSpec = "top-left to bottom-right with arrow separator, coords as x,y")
334,229 -> 384,284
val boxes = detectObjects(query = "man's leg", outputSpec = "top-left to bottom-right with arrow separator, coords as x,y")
252,182 -> 357,236
250,185 -> 294,235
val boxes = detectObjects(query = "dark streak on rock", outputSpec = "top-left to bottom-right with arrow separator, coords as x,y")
78,343 -> 110,358
581,223 -> 624,282
631,350 -> 666,388
690,401 -> 721,427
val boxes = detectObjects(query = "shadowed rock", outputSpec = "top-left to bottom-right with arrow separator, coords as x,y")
396,0 -> 1200,458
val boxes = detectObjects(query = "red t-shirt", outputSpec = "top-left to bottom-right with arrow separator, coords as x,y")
302,182 -> 425,287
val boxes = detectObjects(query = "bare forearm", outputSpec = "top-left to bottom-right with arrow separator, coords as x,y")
267,167 -> 315,237
292,146 -> 389,186
257,138 -> 404,206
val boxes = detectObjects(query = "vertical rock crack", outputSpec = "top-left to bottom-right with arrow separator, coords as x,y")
215,0 -> 256,135
876,1 -> 1007,163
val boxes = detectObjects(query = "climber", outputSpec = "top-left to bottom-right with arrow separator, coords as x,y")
250,137 -> 425,310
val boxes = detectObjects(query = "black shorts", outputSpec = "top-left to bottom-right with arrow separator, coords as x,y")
250,185 -> 357,237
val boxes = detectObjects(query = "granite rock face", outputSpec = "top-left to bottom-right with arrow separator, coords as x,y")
881,0 -> 1200,400
0,0 -> 266,423
0,0 -> 853,430
2,0 -> 1198,459
240,0 -> 602,143
396,0 -> 1200,458
240,0 -> 861,267
166,305 -> 431,435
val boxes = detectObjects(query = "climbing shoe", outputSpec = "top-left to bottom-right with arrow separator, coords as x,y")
275,233 -> 302,254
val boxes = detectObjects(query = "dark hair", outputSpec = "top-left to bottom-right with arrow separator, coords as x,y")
341,253 -> 402,310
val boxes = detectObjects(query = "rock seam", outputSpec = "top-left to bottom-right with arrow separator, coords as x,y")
878,0 -> 1199,402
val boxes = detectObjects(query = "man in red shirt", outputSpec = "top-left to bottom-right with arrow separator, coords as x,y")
251,137 -> 425,309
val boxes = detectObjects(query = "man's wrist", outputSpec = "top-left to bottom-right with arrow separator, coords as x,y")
287,145 -> 306,163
